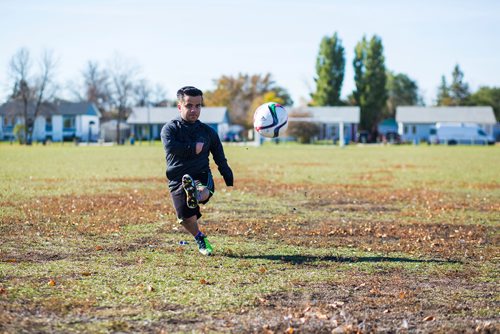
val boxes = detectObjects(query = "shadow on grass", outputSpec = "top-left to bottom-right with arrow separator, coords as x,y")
224,254 -> 461,265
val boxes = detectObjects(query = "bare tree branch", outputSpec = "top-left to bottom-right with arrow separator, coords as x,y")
7,48 -> 58,145
108,54 -> 140,144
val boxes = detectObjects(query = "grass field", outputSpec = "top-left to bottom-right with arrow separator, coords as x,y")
0,142 -> 499,333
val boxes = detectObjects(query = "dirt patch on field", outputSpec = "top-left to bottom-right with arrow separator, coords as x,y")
0,189 -> 173,237
221,276 -> 499,333
1,176 -> 498,333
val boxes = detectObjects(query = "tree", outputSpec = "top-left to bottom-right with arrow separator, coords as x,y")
204,73 -> 292,129
311,32 -> 345,106
436,75 -> 452,106
468,86 -> 500,121
81,61 -> 111,111
386,71 -> 422,117
9,48 -> 58,145
9,48 -> 31,144
353,35 -> 387,134
134,79 -> 169,107
450,64 -> 470,105
134,79 -> 152,107
150,83 -> 170,106
436,64 -> 470,106
108,55 -> 139,144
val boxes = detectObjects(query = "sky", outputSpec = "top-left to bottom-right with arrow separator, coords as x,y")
1,0 -> 499,106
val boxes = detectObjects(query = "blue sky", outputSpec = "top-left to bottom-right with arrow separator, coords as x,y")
1,0 -> 499,106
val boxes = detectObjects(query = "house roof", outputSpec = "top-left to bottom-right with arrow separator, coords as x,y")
0,100 -> 100,117
127,107 -> 228,124
0,101 -> 56,117
290,106 -> 360,123
55,101 -> 101,117
396,106 -> 496,124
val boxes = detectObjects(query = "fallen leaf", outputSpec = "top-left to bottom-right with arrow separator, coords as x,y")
285,327 -> 294,334
48,279 -> 56,286
147,285 -> 155,292
0,287 -> 6,294
259,267 -> 267,274
262,325 -> 274,334
257,297 -> 267,304
6,259 -> 17,263
199,279 -> 210,285
81,272 -> 92,277
332,326 -> 345,334
423,316 -> 435,321
316,312 -> 328,320
328,301 -> 345,309
95,245 -> 104,251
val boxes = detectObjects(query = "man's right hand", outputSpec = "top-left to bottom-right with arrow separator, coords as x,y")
195,142 -> 204,154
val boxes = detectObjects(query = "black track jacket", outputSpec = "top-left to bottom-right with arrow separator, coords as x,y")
161,116 -> 233,189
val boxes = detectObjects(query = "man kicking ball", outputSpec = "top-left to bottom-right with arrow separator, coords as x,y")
160,86 -> 234,255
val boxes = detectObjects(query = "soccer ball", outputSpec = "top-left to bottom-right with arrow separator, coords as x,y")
253,102 -> 288,138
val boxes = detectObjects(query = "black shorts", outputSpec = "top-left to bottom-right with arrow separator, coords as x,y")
169,171 -> 215,222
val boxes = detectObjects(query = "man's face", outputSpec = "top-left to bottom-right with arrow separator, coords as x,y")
178,95 -> 202,123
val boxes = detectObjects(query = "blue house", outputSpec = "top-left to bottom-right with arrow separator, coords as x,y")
126,106 -> 230,140
0,100 -> 101,142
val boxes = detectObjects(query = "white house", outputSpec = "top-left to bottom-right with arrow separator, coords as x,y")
288,106 -> 361,145
0,100 -> 101,142
126,106 -> 230,140
396,106 -> 496,143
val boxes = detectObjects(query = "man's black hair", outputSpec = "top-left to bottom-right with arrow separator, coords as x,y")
177,86 -> 203,102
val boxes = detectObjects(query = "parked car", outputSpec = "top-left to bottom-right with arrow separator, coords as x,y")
384,131 -> 401,144
357,130 -> 370,143
429,123 -> 494,145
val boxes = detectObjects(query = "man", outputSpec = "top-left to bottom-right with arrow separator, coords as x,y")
160,86 -> 233,256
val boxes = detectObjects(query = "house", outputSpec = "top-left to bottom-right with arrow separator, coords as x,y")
0,100 -> 101,142
100,120 -> 131,143
288,106 -> 360,144
126,106 -> 230,140
396,106 -> 496,143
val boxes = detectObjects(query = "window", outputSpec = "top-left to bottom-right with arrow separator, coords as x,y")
404,125 -> 408,134
46,116 -> 52,131
63,116 -> 75,129
478,129 -> 487,136
412,125 -> 417,134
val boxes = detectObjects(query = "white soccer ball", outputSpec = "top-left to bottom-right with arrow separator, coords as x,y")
253,102 -> 288,138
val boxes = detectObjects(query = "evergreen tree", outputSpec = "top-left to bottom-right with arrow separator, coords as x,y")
450,64 -> 470,105
311,32 -> 345,106
353,35 -> 387,133
353,37 -> 367,109
436,75 -> 452,106
436,65 -> 470,106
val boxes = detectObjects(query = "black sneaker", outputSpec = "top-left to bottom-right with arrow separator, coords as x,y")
182,174 -> 199,209
195,235 -> 213,256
